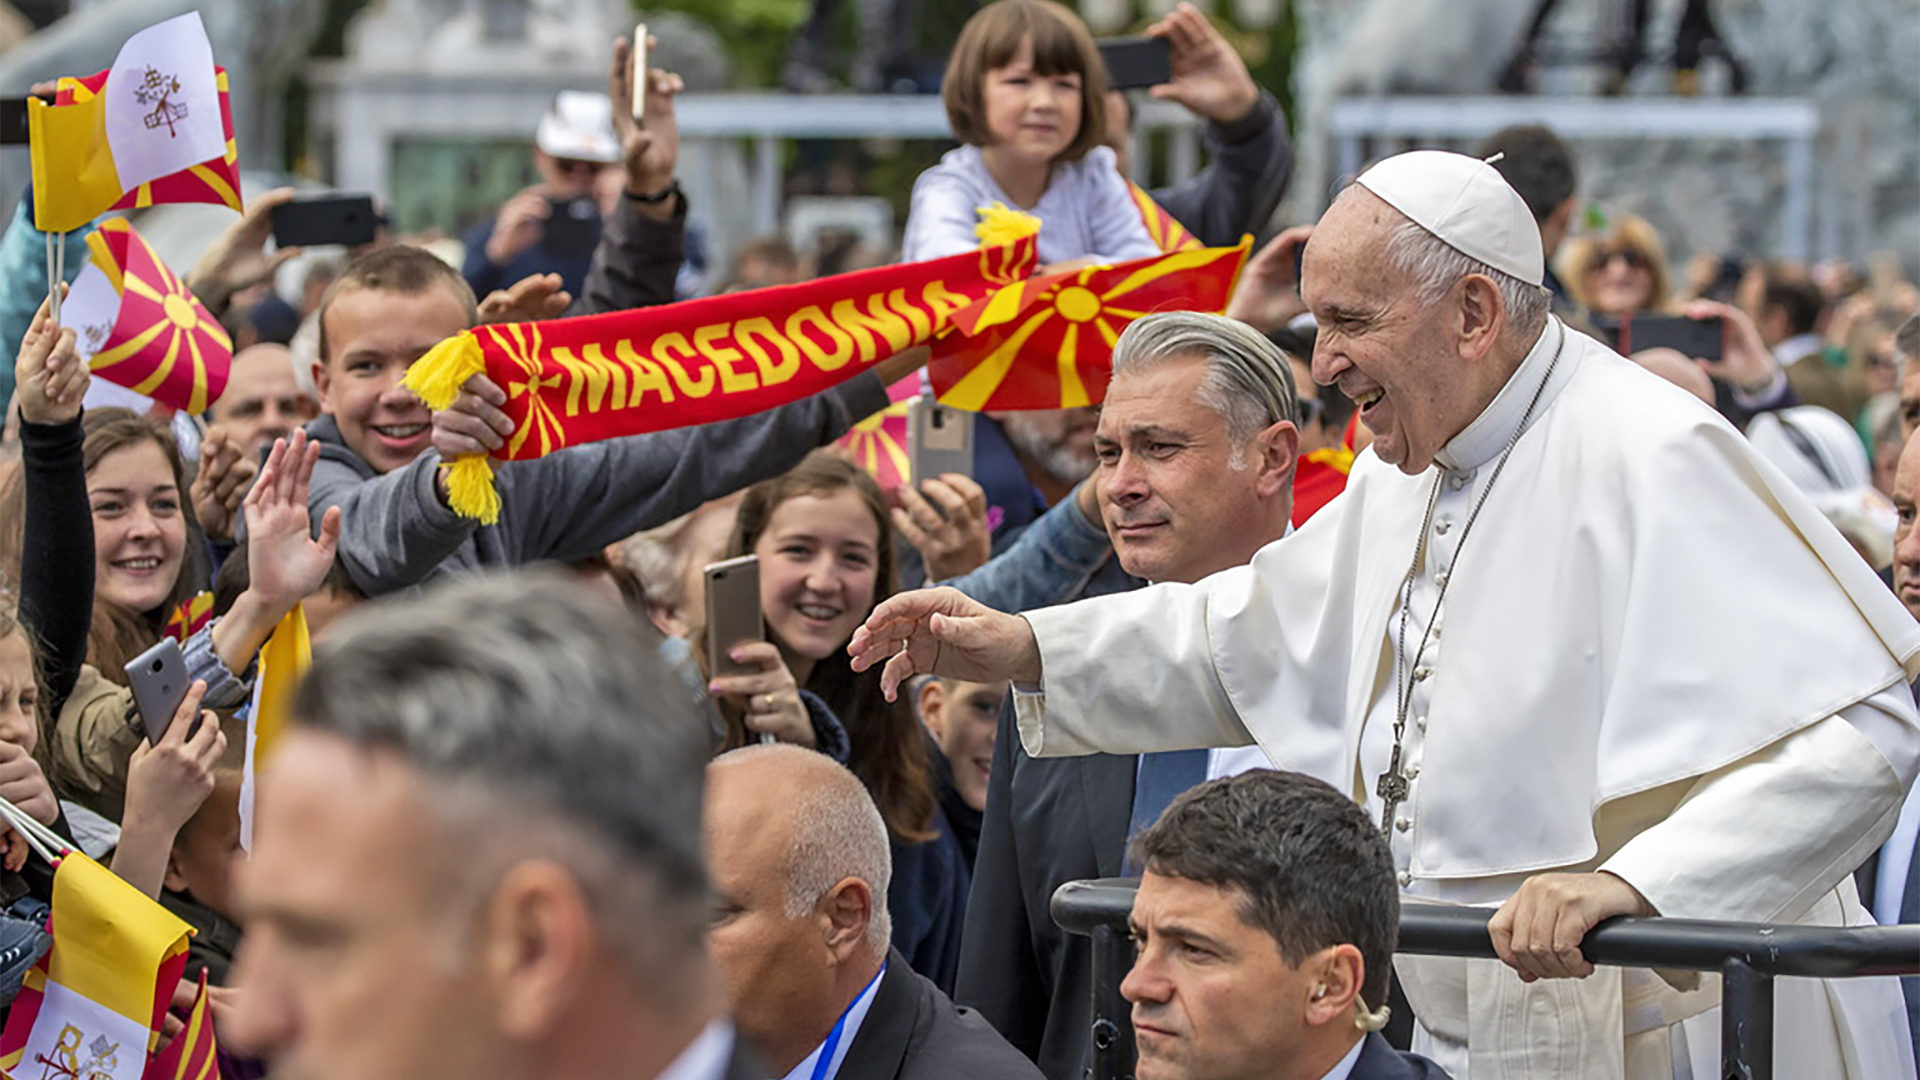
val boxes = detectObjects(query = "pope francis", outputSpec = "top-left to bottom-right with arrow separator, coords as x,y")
850,151 -> 1920,1079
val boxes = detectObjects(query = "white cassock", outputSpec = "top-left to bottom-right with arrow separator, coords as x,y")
1015,318 -> 1920,1080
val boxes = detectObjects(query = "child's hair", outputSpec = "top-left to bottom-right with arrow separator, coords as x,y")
942,0 -> 1109,163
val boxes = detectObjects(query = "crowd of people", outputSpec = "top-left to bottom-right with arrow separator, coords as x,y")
0,1 -> 1916,1078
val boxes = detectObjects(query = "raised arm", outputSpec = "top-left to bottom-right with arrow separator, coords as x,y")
13,296 -> 93,715
1142,3 -> 1290,245
573,34 -> 687,317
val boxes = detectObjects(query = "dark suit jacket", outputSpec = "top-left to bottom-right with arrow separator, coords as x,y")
1351,1032 -> 1453,1078
953,570 -> 1139,1080
838,950 -> 1044,1080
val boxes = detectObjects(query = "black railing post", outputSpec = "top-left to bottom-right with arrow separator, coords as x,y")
1088,922 -> 1136,1080
1719,958 -> 1774,1080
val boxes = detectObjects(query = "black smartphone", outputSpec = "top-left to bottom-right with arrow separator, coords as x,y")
270,193 -> 379,248
1594,313 -> 1724,361
125,639 -> 191,746
542,196 -> 601,260
1096,36 -> 1173,90
0,98 -> 32,146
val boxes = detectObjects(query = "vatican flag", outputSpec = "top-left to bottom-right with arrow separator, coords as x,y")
28,12 -> 224,233
0,855 -> 193,1080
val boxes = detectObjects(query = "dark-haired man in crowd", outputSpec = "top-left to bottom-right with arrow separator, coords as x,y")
1746,262 -> 1865,421
1126,770 -> 1447,1080
1475,125 -> 1576,309
228,573 -> 756,1079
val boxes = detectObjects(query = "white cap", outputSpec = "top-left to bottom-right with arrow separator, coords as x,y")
1355,150 -> 1544,287
535,91 -> 620,164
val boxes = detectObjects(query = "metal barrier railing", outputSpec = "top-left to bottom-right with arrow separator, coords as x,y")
1051,877 -> 1920,1080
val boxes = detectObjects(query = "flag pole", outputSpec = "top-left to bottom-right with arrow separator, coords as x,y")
0,796 -> 66,865
53,234 -> 64,322
43,232 -> 57,322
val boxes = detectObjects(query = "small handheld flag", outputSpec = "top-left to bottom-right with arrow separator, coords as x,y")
61,219 -> 231,414
27,13 -> 227,234
0,854 -> 194,1080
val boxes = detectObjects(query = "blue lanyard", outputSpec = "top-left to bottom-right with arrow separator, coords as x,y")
807,964 -> 886,1080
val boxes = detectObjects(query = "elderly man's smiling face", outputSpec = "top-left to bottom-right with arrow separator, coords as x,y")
1304,188 -> 1484,475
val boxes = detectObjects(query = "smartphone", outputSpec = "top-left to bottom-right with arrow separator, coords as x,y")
542,196 -> 600,260
1594,313 -> 1724,361
270,193 -> 379,248
0,97 -> 43,146
1096,36 -> 1173,90
630,23 -> 648,122
704,555 -> 764,680
908,395 -> 975,486
125,639 -> 190,746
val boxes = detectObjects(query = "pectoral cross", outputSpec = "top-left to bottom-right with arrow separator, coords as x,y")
1376,743 -> 1410,834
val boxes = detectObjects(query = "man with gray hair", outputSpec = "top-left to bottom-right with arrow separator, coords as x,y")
855,150 -> 1920,1077
225,573 -> 754,1080
936,310 -> 1301,1079
704,745 -> 1040,1080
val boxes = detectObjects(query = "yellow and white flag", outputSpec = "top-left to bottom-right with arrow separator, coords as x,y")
28,12 -> 224,233
0,854 -> 193,1080
239,603 -> 311,852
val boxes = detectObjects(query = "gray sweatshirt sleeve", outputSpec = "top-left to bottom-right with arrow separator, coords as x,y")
306,447 -> 479,596
940,486 -> 1117,613
181,617 -> 256,709
498,374 -> 893,564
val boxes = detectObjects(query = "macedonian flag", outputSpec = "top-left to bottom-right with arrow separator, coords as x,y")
405,212 -> 1041,522
834,376 -> 917,494
78,219 -> 232,414
927,238 -> 1250,412
1129,180 -> 1203,253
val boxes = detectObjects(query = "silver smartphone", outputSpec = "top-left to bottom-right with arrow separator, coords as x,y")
125,638 -> 190,746
703,555 -> 764,680
907,395 -> 975,485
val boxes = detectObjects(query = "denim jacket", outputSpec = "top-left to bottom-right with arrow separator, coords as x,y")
939,486 -> 1136,613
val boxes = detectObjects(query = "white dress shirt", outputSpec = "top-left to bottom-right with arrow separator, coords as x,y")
777,963 -> 887,1080
657,1021 -> 735,1080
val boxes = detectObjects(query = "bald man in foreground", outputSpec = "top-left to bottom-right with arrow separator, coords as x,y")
852,151 -> 1919,1077
705,745 -> 1041,1080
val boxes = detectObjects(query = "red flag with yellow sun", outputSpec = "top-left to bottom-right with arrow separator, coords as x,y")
927,239 -> 1250,411
77,219 -> 231,414
833,376 -> 918,494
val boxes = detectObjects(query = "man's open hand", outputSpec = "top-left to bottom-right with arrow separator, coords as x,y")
848,586 -> 1040,700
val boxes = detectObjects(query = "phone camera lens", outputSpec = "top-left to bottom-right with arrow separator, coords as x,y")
151,660 -> 164,673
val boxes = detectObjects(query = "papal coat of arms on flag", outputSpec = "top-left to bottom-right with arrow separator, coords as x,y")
26,13 -> 229,234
